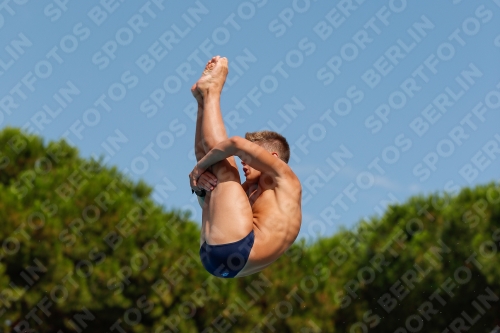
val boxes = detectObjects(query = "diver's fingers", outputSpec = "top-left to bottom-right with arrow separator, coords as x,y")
198,179 -> 213,191
200,173 -> 217,187
201,172 -> 217,185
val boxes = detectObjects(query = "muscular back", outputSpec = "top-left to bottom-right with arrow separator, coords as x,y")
238,170 -> 302,276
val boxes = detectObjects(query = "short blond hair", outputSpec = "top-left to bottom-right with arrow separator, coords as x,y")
244,130 -> 290,163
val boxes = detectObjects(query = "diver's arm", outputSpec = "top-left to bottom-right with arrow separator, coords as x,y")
195,136 -> 290,177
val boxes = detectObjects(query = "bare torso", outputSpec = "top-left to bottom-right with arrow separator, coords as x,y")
235,171 -> 302,277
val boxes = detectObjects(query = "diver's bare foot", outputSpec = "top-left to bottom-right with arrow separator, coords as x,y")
191,57 -> 217,104
191,82 -> 203,105
196,56 -> 228,97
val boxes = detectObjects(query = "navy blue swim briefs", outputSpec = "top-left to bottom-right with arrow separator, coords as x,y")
199,230 -> 255,278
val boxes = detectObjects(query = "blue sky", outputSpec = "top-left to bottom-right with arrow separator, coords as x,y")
1,0 -> 499,243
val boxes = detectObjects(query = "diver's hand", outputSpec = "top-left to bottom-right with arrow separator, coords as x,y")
190,167 -> 217,192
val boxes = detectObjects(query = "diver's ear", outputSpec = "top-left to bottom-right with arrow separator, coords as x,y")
271,152 -> 279,158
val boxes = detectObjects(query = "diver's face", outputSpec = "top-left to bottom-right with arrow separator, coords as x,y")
241,161 -> 261,183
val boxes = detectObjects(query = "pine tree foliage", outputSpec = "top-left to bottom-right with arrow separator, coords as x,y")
0,128 -> 499,332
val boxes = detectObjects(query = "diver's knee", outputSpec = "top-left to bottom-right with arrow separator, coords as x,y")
212,160 -> 240,182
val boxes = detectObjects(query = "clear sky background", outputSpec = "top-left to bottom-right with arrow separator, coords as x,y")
1,0 -> 499,243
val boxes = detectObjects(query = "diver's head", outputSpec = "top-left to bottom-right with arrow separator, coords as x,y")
241,130 -> 290,183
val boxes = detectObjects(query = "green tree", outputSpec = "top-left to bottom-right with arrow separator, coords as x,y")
1,127 -> 499,332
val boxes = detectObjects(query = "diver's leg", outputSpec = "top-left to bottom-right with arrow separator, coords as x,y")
193,100 -> 205,161
192,89 -> 209,247
196,56 -> 253,245
191,56 -> 217,161
192,59 -> 216,247
197,56 -> 232,154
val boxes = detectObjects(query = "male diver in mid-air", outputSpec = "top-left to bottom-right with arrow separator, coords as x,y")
189,55 -> 302,278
